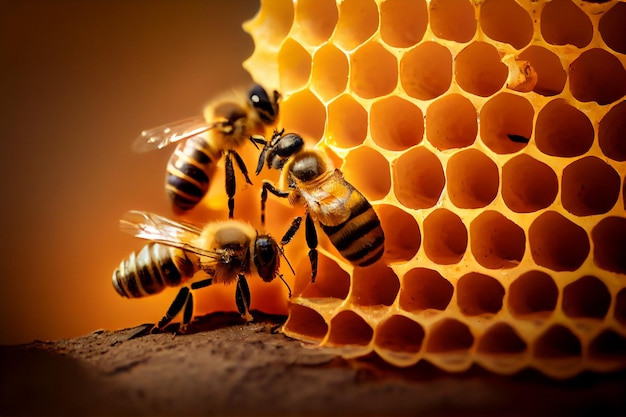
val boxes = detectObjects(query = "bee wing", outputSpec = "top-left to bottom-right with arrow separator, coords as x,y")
131,116 -> 219,153
301,170 -> 354,226
119,210 -> 222,260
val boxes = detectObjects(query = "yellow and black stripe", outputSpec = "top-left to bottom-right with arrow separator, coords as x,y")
165,135 -> 220,211
320,191 -> 385,267
112,243 -> 197,298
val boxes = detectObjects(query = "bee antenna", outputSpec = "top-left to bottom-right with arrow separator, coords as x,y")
279,246 -> 295,276
278,273 -> 292,299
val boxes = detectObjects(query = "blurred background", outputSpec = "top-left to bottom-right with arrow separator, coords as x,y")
0,0 -> 270,345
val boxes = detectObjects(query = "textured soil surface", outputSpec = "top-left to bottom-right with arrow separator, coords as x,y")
1,312 -> 625,417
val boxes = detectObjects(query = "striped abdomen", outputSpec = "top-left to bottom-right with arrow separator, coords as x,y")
166,135 -> 221,211
320,190 -> 385,267
112,243 -> 198,298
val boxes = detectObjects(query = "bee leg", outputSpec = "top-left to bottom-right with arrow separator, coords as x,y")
261,180 -> 290,226
190,278 -> 213,290
280,216 -> 303,245
179,291 -> 194,333
231,149 -> 253,185
250,135 -> 269,175
235,274 -> 252,322
155,286 -> 191,332
225,151 -> 236,219
304,213 -> 319,283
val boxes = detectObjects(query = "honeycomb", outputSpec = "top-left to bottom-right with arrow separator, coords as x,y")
241,0 -> 626,378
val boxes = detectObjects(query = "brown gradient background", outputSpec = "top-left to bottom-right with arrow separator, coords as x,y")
0,0 -> 264,345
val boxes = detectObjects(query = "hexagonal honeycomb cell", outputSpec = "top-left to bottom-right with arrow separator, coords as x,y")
243,0 -> 626,378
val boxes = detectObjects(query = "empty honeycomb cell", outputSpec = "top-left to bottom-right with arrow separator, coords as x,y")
534,325 -> 582,360
326,95 -> 368,148
426,318 -> 474,353
377,204 -> 420,263
479,0 -> 533,49
350,41 -> 398,99
502,154 -> 558,213
540,0 -> 593,48
392,147 -> 445,209
247,0 -> 293,47
278,38 -> 312,92
599,100 -> 626,162
282,304 -> 329,343
310,43 -> 349,102
455,42 -> 508,97
446,149 -> 499,209
562,276 -> 611,320
400,42 -> 453,100
399,268 -> 454,312
423,208 -> 468,265
295,253 -> 350,300
327,310 -> 374,346
561,156 -> 621,216
508,271 -> 559,318
380,0 -> 427,48
569,48 -> 626,105
457,273 -> 505,316
589,330 -> 626,362
477,323 -> 527,355
599,3 -> 626,54
591,217 -> 626,275
470,211 -> 526,270
480,92 -> 534,154
280,89 -> 327,141
534,98 -> 594,158
517,46 -> 567,96
370,96 -> 424,152
429,0 -> 476,43
425,94 -> 477,150
332,0 -> 378,51
350,263 -> 400,307
529,211 -> 590,272
343,147 -> 391,201
375,315 -> 425,354
292,0 -> 337,47
615,289 -> 626,326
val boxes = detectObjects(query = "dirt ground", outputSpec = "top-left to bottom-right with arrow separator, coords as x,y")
1,312 -> 625,417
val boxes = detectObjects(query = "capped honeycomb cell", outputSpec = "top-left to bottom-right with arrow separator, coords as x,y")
502,154 -> 558,213
423,209 -> 467,265
535,99 -> 594,157
426,94 -> 477,150
479,0 -> 533,49
380,0 -> 427,48
244,0 -> 626,377
370,96 -> 424,151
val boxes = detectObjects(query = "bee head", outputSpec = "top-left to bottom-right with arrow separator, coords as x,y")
253,234 -> 280,282
267,132 -> 304,171
248,84 -> 280,125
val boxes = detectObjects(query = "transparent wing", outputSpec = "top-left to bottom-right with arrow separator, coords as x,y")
119,210 -> 222,260
131,116 -> 218,153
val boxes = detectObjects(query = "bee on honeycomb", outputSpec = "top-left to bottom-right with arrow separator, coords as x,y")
242,0 -> 626,378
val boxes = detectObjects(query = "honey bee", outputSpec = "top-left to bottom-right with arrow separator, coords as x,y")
254,129 -> 385,282
132,84 -> 280,217
112,210 -> 292,331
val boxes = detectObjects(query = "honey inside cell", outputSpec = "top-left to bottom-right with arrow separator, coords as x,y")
370,96 -> 424,151
455,42 -> 508,98
380,0 -> 427,48
429,0 -> 476,43
325,94 -> 368,148
375,315 -> 425,354
283,304 -> 329,343
561,157 -> 620,216
280,89 -> 327,140
310,43 -> 349,102
278,38 -> 312,92
392,147 -> 445,209
470,211 -> 526,270
591,217 -> 626,275
399,268 -> 453,312
377,204 -> 420,263
295,253 -> 350,300
427,318 -> 474,353
342,146 -> 390,201
540,0 -> 593,48
425,94 -> 477,150
479,92 -> 534,154
598,100 -> 626,162
599,3 -> 626,54
568,48 -> 626,105
327,310 -> 373,347
588,331 -> 626,362
332,0 -> 378,51
349,263 -> 400,307
291,0 -> 337,47
535,99 -> 594,158
477,323 -> 527,355
562,276 -> 611,320
249,0 -> 293,47
400,42 -> 453,100
446,150 -> 499,209
501,154 -> 558,213
517,46 -> 567,96
457,273 -> 505,316
508,270 -> 558,318
479,0 -> 533,49
534,325 -> 582,360
350,41 -> 398,99
423,208 -> 467,265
